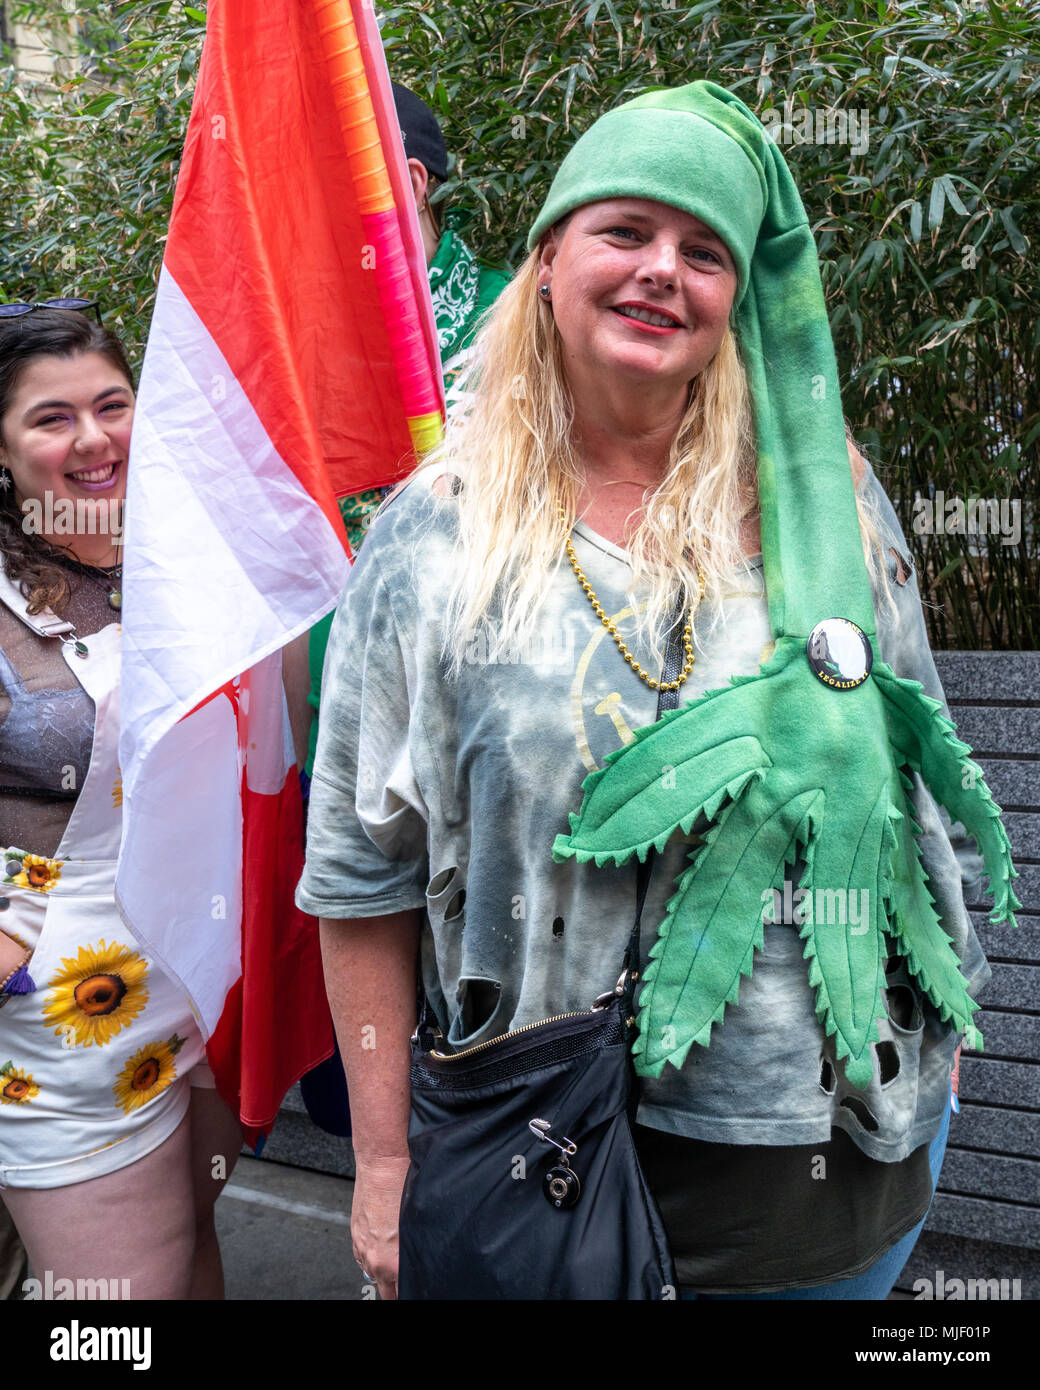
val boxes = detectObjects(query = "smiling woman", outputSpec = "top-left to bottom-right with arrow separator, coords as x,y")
0,312 -> 134,606
5,357 -> 133,576
539,201 -> 738,401
0,309 -> 242,1300
535,198 -> 741,555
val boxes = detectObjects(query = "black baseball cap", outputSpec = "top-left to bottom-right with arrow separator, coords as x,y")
391,82 -> 449,182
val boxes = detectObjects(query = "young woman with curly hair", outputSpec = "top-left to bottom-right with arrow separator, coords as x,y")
0,307 -> 240,1299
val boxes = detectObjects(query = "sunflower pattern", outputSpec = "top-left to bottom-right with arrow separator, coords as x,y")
3,849 -> 64,894
112,1034 -> 185,1115
41,940 -> 149,1047
0,611 -> 209,1184
0,1061 -> 40,1105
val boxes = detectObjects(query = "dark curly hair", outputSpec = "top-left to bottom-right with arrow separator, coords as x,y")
0,310 -> 134,615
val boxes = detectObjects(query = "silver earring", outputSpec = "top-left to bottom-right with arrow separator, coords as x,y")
539,284 -> 551,299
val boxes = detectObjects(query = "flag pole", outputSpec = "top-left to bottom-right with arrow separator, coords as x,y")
312,0 -> 444,454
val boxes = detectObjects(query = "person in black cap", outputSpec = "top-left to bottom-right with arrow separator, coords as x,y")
392,83 -> 509,393
393,83 -> 510,419
391,81 -> 448,264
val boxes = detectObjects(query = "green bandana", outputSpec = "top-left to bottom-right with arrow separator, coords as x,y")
428,228 -> 482,361
542,81 -> 1019,1088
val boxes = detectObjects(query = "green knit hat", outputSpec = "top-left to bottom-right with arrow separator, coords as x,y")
528,79 -> 866,642
547,82 -> 1019,1091
527,83 -> 768,305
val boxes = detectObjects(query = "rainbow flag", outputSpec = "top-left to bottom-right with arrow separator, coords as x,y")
116,0 -> 443,1143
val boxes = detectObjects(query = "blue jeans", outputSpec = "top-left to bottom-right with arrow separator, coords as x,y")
680,1099 -> 952,1301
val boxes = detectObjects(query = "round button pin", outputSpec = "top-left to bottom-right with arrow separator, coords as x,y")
806,618 -> 873,690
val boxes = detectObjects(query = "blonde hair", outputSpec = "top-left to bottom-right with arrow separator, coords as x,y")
413,246 -> 894,673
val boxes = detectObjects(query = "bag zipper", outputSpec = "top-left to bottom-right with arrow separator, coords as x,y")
424,973 -> 632,1062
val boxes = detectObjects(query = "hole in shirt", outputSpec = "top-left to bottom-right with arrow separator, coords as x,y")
431,473 -> 464,499
444,889 -> 466,922
552,916 -> 565,939
427,867 -> 457,897
888,547 -> 912,586
884,984 -> 921,1032
876,1040 -> 900,1085
884,953 -> 901,977
453,977 -> 502,1040
819,1057 -> 836,1094
840,1095 -> 880,1132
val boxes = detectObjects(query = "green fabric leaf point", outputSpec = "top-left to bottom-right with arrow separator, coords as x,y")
874,662 -> 1019,925
964,1023 -> 984,1052
884,821 -> 980,1038
633,784 -> 817,1078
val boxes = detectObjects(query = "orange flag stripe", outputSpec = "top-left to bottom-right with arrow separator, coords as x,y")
314,0 -> 395,217
164,0 -> 439,516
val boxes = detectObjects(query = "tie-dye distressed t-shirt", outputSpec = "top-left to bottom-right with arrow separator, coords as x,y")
297,463 -> 989,1162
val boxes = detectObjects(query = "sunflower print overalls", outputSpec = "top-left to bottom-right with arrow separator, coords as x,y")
0,574 -> 207,1189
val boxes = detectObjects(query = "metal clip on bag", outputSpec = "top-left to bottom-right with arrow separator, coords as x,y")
397,601 -> 687,1301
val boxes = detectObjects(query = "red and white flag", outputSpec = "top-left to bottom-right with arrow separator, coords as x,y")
116,0 -> 443,1143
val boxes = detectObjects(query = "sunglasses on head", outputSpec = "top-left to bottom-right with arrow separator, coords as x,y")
0,298 -> 103,326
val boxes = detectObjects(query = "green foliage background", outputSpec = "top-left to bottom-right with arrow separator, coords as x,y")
1,0 -> 1036,646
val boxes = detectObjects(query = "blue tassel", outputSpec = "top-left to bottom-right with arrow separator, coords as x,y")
3,963 -> 36,996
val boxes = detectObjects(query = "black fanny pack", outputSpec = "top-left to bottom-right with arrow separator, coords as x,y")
399,968 -> 676,1300
398,598 -> 690,1301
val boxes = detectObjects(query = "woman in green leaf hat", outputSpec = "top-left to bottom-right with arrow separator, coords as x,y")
299,80 -> 1016,1299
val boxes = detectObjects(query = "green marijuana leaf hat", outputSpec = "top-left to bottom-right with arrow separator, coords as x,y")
528,79 -> 868,636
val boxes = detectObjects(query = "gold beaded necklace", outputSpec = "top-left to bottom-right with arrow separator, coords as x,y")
559,505 -> 704,692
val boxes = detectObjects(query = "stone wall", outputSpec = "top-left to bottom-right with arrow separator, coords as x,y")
894,650 -> 1040,1299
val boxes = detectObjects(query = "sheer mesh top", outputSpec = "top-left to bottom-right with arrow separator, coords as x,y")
0,569 -> 117,858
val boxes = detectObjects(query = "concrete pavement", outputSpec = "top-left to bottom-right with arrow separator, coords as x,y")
216,1156 -> 365,1300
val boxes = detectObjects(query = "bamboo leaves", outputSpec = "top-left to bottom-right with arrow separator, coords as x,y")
2,1 -> 1036,645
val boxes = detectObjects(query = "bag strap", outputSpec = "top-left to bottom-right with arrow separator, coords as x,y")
621,587 -> 691,986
